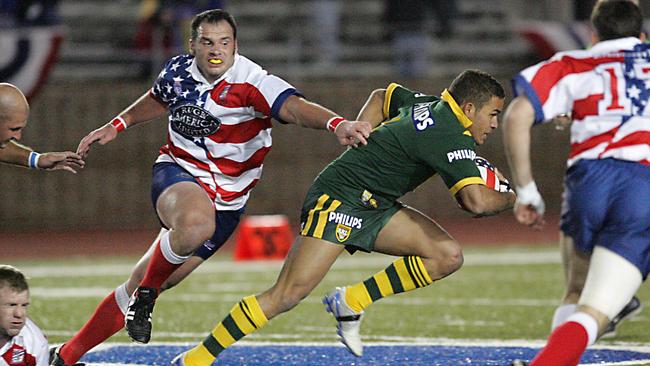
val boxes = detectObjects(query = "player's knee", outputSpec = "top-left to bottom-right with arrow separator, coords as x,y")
423,240 -> 463,278
172,212 -> 215,252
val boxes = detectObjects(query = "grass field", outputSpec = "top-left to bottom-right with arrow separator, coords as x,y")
11,244 -> 650,365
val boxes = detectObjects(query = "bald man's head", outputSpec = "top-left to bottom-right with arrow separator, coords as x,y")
0,83 -> 29,147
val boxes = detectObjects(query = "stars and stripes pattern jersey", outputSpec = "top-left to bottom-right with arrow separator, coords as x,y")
513,37 -> 650,167
151,54 -> 299,210
0,319 -> 48,366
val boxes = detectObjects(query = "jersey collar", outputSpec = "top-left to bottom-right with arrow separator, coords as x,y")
441,89 -> 473,131
590,37 -> 642,53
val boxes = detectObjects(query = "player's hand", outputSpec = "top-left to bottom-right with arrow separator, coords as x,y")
514,201 -> 546,229
514,181 -> 546,229
38,151 -> 85,173
335,120 -> 372,147
77,124 -> 118,157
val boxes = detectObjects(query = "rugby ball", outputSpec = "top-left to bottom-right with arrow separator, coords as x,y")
474,156 -> 513,193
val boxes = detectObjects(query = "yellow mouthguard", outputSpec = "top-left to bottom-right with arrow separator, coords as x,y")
209,59 -> 222,64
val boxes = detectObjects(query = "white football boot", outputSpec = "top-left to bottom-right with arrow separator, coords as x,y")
170,351 -> 187,366
322,287 -> 365,357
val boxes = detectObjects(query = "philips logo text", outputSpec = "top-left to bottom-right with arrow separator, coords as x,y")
328,212 -> 362,229
447,149 -> 476,162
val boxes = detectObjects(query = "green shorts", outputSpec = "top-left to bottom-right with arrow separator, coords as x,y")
299,183 -> 403,253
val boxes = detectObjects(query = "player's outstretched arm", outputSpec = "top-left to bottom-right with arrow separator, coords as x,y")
38,151 -> 85,173
456,183 -> 516,217
0,140 -> 84,173
278,95 -> 372,147
502,96 -> 545,228
77,92 -> 168,157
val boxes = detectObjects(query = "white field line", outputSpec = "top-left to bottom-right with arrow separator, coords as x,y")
31,287 -> 558,307
19,250 -> 561,278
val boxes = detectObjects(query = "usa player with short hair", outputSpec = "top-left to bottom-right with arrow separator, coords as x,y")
503,1 -> 650,365
50,8 -> 372,366
170,69 -> 516,365
0,83 -> 84,172
0,265 -> 48,366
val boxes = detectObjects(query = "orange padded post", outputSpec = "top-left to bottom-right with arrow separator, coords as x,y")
234,215 -> 293,260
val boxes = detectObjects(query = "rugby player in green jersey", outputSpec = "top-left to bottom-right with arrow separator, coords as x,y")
171,69 -> 516,366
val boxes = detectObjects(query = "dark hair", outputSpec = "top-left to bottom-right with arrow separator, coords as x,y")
591,0 -> 642,41
448,69 -> 505,109
0,265 -> 28,292
191,9 -> 237,40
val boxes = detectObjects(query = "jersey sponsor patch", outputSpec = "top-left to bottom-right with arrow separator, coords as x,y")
335,223 -> 351,242
447,149 -> 476,162
328,212 -> 362,229
170,104 -> 221,138
412,102 -> 436,131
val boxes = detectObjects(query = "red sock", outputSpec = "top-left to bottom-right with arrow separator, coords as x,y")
59,291 -> 125,365
139,240 -> 182,290
530,321 -> 588,366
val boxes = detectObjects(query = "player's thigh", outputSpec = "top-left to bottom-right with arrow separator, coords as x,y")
373,206 -> 459,260
156,181 -> 215,230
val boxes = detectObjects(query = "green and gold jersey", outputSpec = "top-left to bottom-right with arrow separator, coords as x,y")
315,83 -> 484,209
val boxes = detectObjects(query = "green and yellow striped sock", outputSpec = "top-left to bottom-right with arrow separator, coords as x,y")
183,295 -> 268,366
345,256 -> 433,313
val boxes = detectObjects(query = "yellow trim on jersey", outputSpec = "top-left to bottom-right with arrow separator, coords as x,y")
383,83 -> 401,119
313,199 -> 342,238
441,89 -> 474,135
449,176 -> 485,195
301,194 -> 330,235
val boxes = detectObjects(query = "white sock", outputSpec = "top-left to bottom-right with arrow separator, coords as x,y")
160,230 -> 190,264
114,283 -> 130,315
551,303 -> 577,330
567,312 -> 599,346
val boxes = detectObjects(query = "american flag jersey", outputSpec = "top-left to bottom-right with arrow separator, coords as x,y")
151,54 -> 299,210
513,37 -> 650,167
0,319 -> 48,366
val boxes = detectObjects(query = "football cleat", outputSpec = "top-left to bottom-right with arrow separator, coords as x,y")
49,345 -> 86,366
125,286 -> 158,344
322,287 -> 365,357
601,296 -> 643,339
510,360 -> 528,366
170,351 -> 188,366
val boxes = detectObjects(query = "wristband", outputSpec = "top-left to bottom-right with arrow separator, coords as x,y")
326,117 -> 345,132
110,116 -> 128,133
515,181 -> 545,214
28,151 -> 41,169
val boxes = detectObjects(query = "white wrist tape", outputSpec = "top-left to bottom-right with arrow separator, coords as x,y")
515,181 -> 545,215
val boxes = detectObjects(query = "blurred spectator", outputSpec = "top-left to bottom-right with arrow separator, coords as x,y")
383,0 -> 457,78
133,0 -> 224,55
311,0 -> 342,66
134,0 -> 223,78
0,0 -> 59,27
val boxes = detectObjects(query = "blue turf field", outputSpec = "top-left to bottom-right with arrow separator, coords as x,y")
80,343 -> 650,365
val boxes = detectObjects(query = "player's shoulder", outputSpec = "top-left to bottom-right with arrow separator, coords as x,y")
226,54 -> 272,83
158,54 -> 194,80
